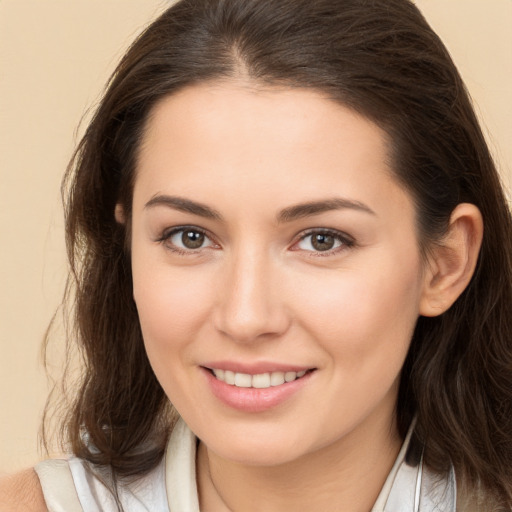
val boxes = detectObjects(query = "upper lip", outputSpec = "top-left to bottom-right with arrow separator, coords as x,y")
201,361 -> 315,374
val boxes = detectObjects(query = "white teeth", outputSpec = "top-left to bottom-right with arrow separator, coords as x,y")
213,369 -> 224,380
270,371 -> 285,386
234,373 -> 252,387
284,371 -> 297,382
252,373 -> 271,388
211,369 -> 308,388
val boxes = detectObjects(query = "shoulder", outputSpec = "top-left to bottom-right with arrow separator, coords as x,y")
0,468 -> 47,512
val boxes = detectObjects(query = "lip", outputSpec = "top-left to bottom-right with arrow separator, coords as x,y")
201,365 -> 315,413
201,360 -> 312,374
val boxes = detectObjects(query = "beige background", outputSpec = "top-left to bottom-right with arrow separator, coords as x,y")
0,1 -> 511,474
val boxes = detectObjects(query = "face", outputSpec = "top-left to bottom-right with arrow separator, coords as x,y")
130,82 -> 428,466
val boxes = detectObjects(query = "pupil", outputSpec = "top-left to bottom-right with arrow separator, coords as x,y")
312,234 -> 334,251
182,230 -> 204,249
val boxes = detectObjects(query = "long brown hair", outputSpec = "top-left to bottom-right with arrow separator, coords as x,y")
45,0 -> 512,506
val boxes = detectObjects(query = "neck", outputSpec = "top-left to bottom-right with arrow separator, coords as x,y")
197,411 -> 402,512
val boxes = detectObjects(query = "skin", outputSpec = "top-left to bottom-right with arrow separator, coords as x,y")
0,82 -> 482,511
0,470 -> 46,512
128,81 -> 482,512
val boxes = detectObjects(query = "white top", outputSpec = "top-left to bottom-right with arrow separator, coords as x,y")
35,419 -> 456,512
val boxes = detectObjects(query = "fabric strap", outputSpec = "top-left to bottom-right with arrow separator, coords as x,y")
35,459 -> 83,512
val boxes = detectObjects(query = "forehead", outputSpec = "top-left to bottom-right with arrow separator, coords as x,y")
140,82 -> 391,166
134,82 -> 412,223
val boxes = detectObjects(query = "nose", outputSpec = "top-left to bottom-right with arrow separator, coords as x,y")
213,248 -> 290,344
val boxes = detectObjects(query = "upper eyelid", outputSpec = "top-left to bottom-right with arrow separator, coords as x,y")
291,229 -> 355,258
295,228 -> 354,244
157,225 -> 354,251
158,225 -> 212,241
157,226 -> 217,254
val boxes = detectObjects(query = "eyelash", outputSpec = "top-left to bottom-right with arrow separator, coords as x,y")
156,225 -> 215,256
295,228 -> 355,257
156,226 -> 355,257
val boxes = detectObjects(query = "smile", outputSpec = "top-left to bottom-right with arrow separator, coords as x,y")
203,365 -> 315,412
211,369 -> 308,389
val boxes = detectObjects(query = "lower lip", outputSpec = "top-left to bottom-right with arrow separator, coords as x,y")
202,368 -> 314,413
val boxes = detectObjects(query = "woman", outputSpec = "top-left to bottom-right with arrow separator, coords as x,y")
1,0 -> 511,510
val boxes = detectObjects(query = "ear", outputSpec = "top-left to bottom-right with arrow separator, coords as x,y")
420,203 -> 483,317
115,203 -> 125,224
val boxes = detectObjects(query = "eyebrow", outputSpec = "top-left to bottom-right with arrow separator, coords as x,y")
145,195 -> 223,220
277,198 -> 376,222
144,195 -> 376,222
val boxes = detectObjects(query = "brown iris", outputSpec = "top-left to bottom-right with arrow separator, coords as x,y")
182,230 -> 205,249
311,233 -> 336,251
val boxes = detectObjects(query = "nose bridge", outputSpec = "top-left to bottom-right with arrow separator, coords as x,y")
214,242 -> 288,343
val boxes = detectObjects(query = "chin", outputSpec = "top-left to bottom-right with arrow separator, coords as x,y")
198,421 -> 317,467
216,442 -> 304,467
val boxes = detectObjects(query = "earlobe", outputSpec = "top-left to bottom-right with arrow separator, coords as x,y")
419,203 -> 483,317
115,203 -> 126,224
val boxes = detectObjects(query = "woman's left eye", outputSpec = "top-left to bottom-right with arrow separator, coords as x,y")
159,227 -> 215,252
295,230 -> 354,254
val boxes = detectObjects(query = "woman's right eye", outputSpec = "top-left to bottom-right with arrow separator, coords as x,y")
159,227 -> 215,253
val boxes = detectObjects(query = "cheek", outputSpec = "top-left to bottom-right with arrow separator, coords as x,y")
131,254 -> 215,357
290,254 -> 423,431
131,260 -> 218,411
291,251 -> 423,363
